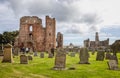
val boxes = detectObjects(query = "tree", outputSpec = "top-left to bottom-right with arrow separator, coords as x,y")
0,31 -> 19,45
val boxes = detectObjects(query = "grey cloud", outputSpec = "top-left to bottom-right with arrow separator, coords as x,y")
74,13 -> 103,25
0,0 -> 103,34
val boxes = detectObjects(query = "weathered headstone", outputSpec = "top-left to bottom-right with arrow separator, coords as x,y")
28,55 -> 33,60
53,48 -> 66,70
20,55 -> 28,64
107,60 -> 118,70
48,53 -> 53,58
40,52 -> 44,58
79,48 -> 90,64
110,55 -> 118,64
96,49 -> 105,61
105,52 -> 112,60
70,52 -> 75,57
13,47 -> 19,56
34,52 -> 38,56
2,44 -> 13,63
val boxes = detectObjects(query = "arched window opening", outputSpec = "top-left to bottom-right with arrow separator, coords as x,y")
29,26 -> 33,32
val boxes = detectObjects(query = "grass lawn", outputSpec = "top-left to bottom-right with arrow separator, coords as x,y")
0,52 -> 120,78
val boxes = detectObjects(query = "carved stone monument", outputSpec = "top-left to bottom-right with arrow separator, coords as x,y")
96,49 -> 105,61
79,48 -> 90,64
53,48 -> 66,70
2,44 -> 13,63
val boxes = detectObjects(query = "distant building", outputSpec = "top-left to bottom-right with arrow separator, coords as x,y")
84,32 -> 109,51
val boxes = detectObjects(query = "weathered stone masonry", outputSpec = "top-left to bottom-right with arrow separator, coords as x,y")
15,16 -> 56,52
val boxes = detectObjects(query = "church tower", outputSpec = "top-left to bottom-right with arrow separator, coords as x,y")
95,32 -> 99,42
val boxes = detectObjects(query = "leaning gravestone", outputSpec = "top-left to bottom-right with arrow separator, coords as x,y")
107,60 -> 118,70
53,48 -> 66,70
96,49 -> 105,61
40,52 -> 44,58
79,48 -> 90,64
20,55 -> 28,64
2,44 -> 13,63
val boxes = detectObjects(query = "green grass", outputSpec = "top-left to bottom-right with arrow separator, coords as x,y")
0,52 -> 120,78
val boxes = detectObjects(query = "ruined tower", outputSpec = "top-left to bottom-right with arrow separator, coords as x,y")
45,16 -> 56,51
16,16 -> 56,52
95,32 -> 99,42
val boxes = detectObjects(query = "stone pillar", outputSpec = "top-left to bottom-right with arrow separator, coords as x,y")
56,32 -> 63,48
2,44 -> 13,63
53,48 -> 66,70
79,48 -> 90,64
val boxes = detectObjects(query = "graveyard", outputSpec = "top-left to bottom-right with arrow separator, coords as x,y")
1,1 -> 120,78
0,51 -> 120,78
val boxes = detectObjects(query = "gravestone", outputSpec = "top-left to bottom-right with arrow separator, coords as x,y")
107,60 -> 118,70
28,55 -> 33,60
20,55 -> 28,64
2,44 -> 13,63
40,52 -> 44,58
48,53 -> 53,58
70,52 -> 75,57
105,52 -> 112,60
51,48 -> 54,56
96,49 -> 105,61
13,47 -> 19,56
110,55 -> 118,64
79,48 -> 90,64
34,52 -> 38,56
91,49 -> 95,55
53,48 -> 66,70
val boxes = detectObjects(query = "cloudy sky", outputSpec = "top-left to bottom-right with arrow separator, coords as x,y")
0,0 -> 120,46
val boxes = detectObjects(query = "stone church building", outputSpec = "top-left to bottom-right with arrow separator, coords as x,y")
15,16 -> 57,52
84,32 -> 109,51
